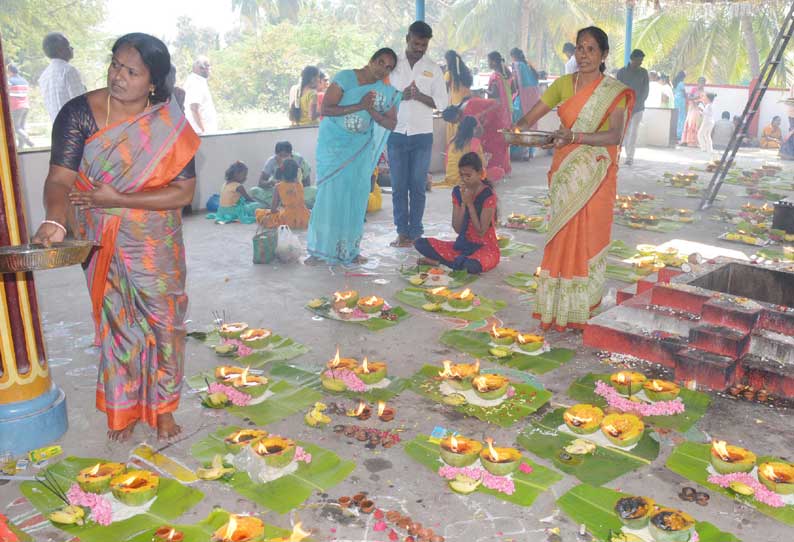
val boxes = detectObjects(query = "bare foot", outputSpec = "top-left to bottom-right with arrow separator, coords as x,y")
417,256 -> 440,266
390,235 -> 413,248
107,420 -> 137,442
304,256 -> 324,266
157,413 -> 182,441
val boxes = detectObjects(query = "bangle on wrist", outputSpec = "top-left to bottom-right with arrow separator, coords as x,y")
42,220 -> 67,235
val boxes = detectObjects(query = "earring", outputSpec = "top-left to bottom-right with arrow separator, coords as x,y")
149,88 -> 155,96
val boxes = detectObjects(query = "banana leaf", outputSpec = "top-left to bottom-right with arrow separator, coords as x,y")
305,298 -> 410,331
503,272 -> 538,293
440,330 -> 574,375
557,484 -> 741,542
268,361 -> 410,402
398,264 -> 478,288
614,217 -> 685,233
500,240 -> 537,257
408,365 -> 551,427
187,330 -> 310,367
605,263 -> 646,284
19,456 -> 203,542
666,442 -> 794,526
609,240 -> 637,260
517,408 -> 660,486
395,288 -> 507,321
567,374 -> 711,432
403,434 -> 562,507
126,509 -> 290,542
191,426 -> 355,514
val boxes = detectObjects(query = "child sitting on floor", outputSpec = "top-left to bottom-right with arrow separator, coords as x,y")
442,116 -> 504,187
414,152 -> 500,274
208,161 -> 261,224
256,159 -> 311,229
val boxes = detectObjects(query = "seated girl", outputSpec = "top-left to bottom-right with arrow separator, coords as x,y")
443,116 -> 504,187
414,152 -> 500,274
256,159 -> 311,229
209,161 -> 261,224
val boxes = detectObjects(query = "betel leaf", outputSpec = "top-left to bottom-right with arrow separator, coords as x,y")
440,330 -> 574,375
188,330 -> 310,367
126,509 -> 290,542
191,426 -> 355,514
398,264 -> 479,288
503,272 -> 538,293
404,435 -> 562,507
517,408 -> 660,486
305,298 -> 410,331
19,457 -> 203,542
408,365 -> 551,427
268,362 -> 410,402
557,484 -> 741,542
567,374 -> 711,432
666,442 -> 794,526
394,288 -> 507,321
500,240 -> 537,257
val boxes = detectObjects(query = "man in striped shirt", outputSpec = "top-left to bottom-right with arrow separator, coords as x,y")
38,32 -> 85,122
7,63 -> 34,148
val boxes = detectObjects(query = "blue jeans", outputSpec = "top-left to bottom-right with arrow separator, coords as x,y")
387,132 -> 433,240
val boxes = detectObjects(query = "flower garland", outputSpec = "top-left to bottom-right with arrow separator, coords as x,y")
221,338 -> 253,358
207,382 -> 251,407
67,484 -> 113,526
594,380 -> 686,417
322,368 -> 367,392
707,472 -> 785,508
294,446 -> 312,464
437,465 -> 516,495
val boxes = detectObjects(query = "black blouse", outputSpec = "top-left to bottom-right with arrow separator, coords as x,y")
50,95 -> 196,179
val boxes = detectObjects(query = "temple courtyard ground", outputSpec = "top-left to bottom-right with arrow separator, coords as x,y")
3,144 -> 793,542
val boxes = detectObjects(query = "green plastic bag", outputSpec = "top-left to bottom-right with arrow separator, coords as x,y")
253,227 -> 277,264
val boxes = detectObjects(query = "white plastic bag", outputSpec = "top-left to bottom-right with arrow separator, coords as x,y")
275,225 -> 302,262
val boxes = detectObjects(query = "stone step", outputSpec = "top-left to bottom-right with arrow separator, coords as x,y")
621,292 -> 702,337
673,347 -> 739,392
748,329 -> 794,366
688,323 -> 750,359
757,304 -> 794,336
700,297 -> 761,334
735,354 -> 794,398
649,283 -> 713,315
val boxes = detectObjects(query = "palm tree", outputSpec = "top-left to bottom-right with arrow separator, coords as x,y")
231,0 -> 304,32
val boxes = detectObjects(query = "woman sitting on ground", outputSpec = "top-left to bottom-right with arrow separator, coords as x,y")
760,116 -> 783,149
414,152 -> 500,274
209,161 -> 260,224
256,159 -> 311,229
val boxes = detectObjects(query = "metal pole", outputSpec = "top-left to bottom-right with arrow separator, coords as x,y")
416,0 -> 426,21
624,1 -> 635,66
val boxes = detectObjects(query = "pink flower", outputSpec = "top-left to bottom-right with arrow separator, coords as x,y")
437,465 -> 516,495
707,472 -> 785,508
207,382 -> 251,407
294,446 -> 312,464
472,298 -> 481,307
518,462 -> 533,474
221,339 -> 253,357
506,387 -> 516,398
67,484 -> 113,526
388,529 -> 399,541
373,520 -> 388,532
594,380 -> 686,417
323,368 -> 367,392
352,308 -> 368,319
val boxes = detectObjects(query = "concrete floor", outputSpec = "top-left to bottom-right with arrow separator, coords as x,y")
4,144 -> 794,542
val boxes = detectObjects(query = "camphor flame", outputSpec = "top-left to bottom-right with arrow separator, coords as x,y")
361,296 -> 379,306
565,412 -> 591,427
121,474 -> 139,487
491,324 -> 502,338
473,375 -> 489,392
330,347 -> 341,368
438,360 -> 455,378
762,464 -> 784,482
362,357 -> 370,373
429,286 -> 447,295
87,463 -> 101,476
486,437 -> 500,462
255,440 -> 275,455
377,401 -> 386,417
288,521 -> 310,542
616,372 -> 629,384
459,288 -> 472,298
650,379 -> 665,392
222,515 -> 238,541
167,528 -> 177,541
712,440 -> 732,462
354,401 -> 367,417
334,290 -> 353,302
232,432 -> 244,444
449,434 -> 460,453
604,424 -> 621,437
239,366 -> 250,386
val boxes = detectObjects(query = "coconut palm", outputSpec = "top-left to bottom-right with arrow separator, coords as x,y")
231,0 -> 304,31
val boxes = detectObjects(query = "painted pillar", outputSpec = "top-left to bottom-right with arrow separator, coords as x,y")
416,0 -> 425,21
0,37 -> 67,454
624,0 -> 635,67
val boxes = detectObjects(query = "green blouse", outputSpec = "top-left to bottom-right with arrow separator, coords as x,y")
540,74 -> 626,132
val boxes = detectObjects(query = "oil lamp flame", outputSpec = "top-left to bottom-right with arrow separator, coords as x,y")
762,464 -> 782,482
232,432 -> 243,443
223,515 -> 238,541
121,474 -> 138,487
289,522 -> 310,542
486,438 -> 500,462
362,357 -> 370,373
604,424 -> 620,437
491,324 -> 501,338
377,401 -> 386,417
438,360 -> 455,378
616,372 -> 629,384
565,413 -> 591,426
460,288 -> 471,298
650,380 -> 665,391
239,366 -> 250,386
712,440 -> 731,462
354,401 -> 367,417
450,434 -> 460,453
473,359 -> 480,373
473,375 -> 489,392
87,463 -> 101,476
362,296 -> 378,306
331,347 -> 341,368
167,528 -> 177,541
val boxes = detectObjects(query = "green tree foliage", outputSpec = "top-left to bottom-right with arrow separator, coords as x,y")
171,16 -> 220,80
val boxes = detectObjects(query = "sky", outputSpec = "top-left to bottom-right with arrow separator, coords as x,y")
102,0 -> 238,42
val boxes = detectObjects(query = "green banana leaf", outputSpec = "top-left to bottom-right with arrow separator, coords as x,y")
408,365 -> 551,427
398,264 -> 479,288
305,298 -> 410,331
19,456 -> 203,542
609,240 -> 637,260
191,426 -> 355,514
126,509 -> 290,542
403,434 -> 562,507
395,288 -> 506,321
606,263 -> 647,283
517,408 -> 660,486
268,362 -> 410,402
440,330 -> 574,375
666,442 -> 794,526
567,374 -> 711,432
500,240 -> 537,257
187,330 -> 310,367
557,484 -> 741,542
503,272 -> 538,293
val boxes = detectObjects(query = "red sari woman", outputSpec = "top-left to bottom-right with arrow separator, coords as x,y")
33,33 -> 200,441
680,77 -> 706,146
515,26 -> 634,330
486,51 -> 513,175
442,97 -> 506,181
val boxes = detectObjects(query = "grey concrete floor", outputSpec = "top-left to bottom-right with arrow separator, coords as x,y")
4,144 -> 794,542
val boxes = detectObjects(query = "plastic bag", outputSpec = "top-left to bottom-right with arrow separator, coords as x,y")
275,225 -> 302,263
206,193 -> 220,213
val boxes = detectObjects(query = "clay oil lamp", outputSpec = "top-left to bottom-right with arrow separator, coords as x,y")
447,288 -> 475,309
609,371 -> 646,395
270,522 -> 311,542
757,462 -> 794,494
377,401 -> 395,422
154,526 -> 185,542
322,348 -> 358,391
479,438 -> 521,476
643,379 -> 681,402
437,359 -> 479,390
253,436 -> 296,468
439,434 -> 482,467
212,515 -> 265,542
353,357 -> 387,385
219,322 -> 248,339
600,413 -> 645,448
357,295 -> 385,314
224,429 -> 268,453
489,324 -> 518,346
614,496 -> 654,530
76,462 -> 126,494
563,404 -> 604,435
424,286 -> 451,304
347,400 -> 372,420
229,367 -> 269,390
649,508 -> 695,542
239,328 -> 272,349
516,332 -> 544,353
333,290 -> 359,309
472,374 -> 510,400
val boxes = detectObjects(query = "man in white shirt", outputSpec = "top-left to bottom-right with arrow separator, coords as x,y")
563,42 -> 578,75
183,56 -> 217,134
646,71 -> 662,108
38,33 -> 85,122
387,21 -> 448,247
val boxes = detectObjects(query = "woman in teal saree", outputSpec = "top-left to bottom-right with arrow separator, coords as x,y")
306,48 -> 401,265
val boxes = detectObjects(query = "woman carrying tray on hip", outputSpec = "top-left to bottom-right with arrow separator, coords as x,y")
513,26 -> 634,331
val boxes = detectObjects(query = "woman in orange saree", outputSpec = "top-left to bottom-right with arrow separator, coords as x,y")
33,33 -> 200,441
515,26 -> 635,330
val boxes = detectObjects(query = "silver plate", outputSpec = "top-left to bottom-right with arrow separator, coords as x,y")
0,240 -> 99,274
501,130 -> 554,147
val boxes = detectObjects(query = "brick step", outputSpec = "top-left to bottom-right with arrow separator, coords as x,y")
649,284 -> 712,315
748,329 -> 794,366
735,354 -> 794,398
674,347 -> 739,391
617,283 -> 638,305
688,324 -> 750,359
658,267 -> 684,283
700,298 -> 761,334
757,305 -> 794,335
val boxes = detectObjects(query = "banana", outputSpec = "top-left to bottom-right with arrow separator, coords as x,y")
49,505 -> 85,525
196,454 -> 235,480
304,402 -> 331,427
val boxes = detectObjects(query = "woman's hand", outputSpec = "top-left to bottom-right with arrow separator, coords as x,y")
32,222 -> 66,247
552,126 -> 574,148
68,181 -> 122,210
359,91 -> 376,112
